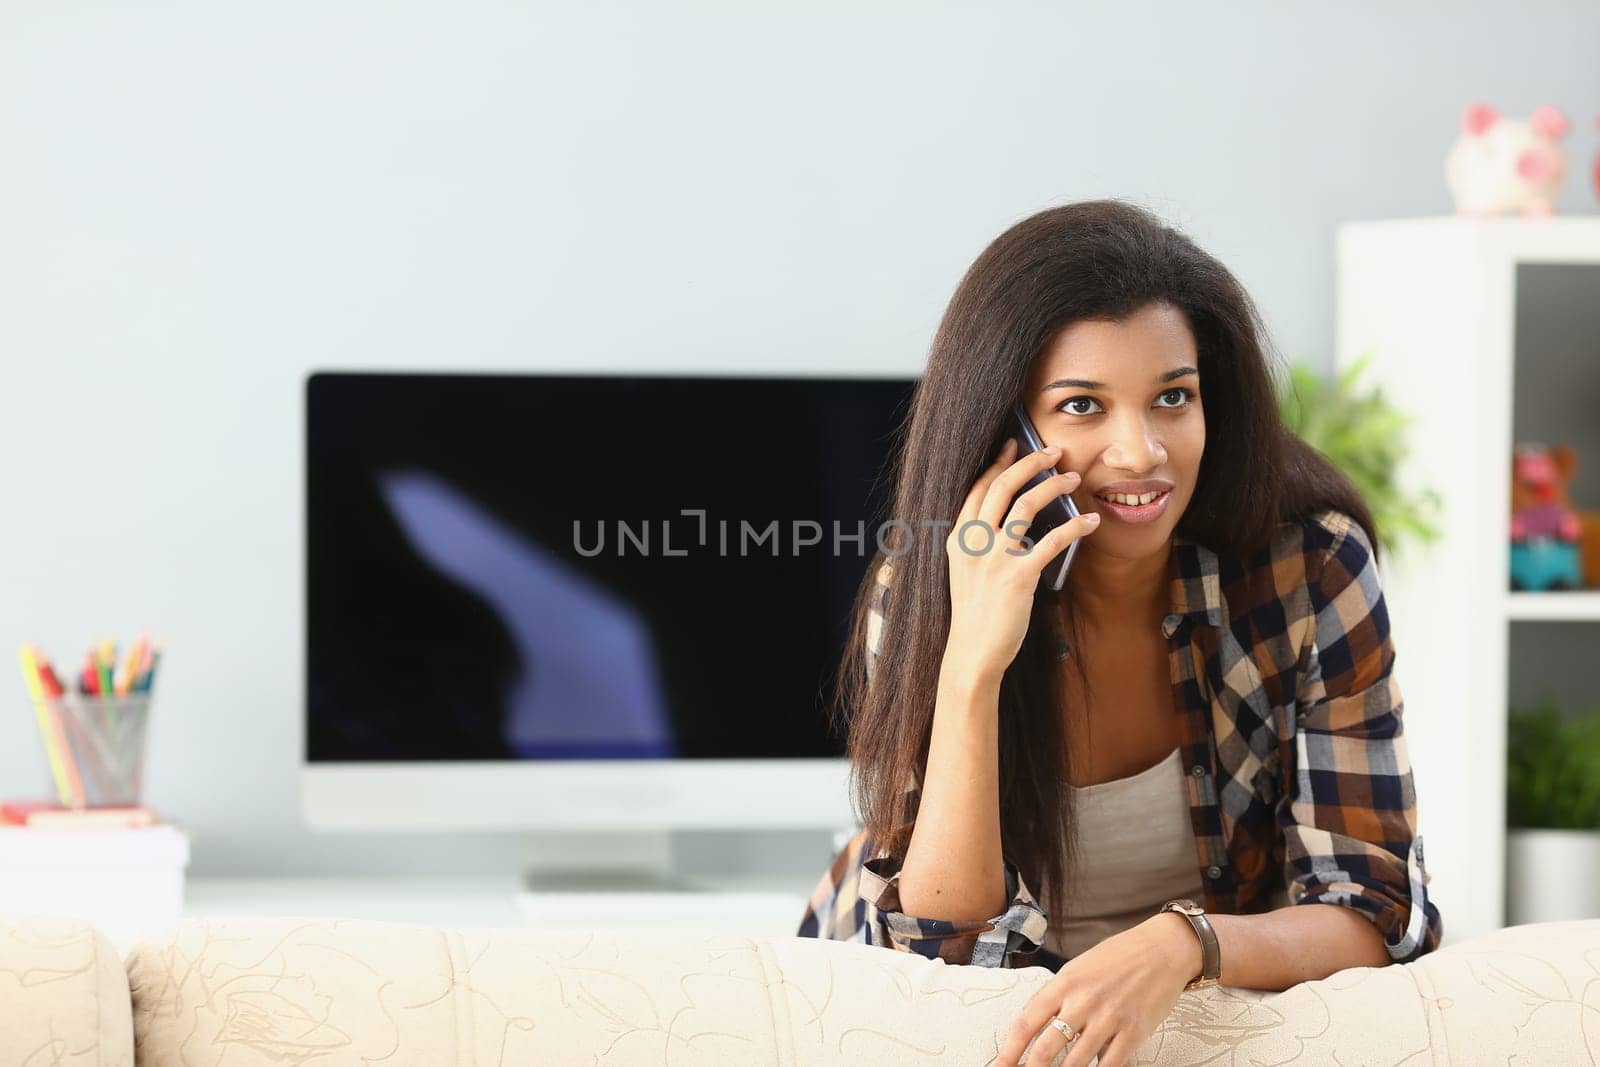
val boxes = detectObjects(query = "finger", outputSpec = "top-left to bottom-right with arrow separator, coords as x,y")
978,444 -> 1062,533
1008,510 -> 1100,569
1061,1022 -> 1111,1067
958,438 -> 1017,528
978,444 -> 1061,533
997,991 -> 1066,1065
1000,470 -> 1082,543
1022,1018 -> 1086,1067
1088,1031 -> 1137,1067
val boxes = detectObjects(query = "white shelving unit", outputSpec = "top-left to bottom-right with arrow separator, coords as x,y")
1505,591 -> 1600,621
1335,216 -> 1600,945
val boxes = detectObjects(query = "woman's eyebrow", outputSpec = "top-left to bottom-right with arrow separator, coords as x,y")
1039,365 -> 1199,392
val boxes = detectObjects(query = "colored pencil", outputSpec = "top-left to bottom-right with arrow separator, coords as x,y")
17,645 -> 75,806
95,640 -> 114,699
115,636 -> 147,698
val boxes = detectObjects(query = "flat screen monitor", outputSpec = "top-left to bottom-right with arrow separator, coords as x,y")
302,371 -> 916,832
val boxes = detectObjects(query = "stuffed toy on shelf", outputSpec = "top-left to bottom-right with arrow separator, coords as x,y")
1446,103 -> 1570,218
1509,443 -> 1599,591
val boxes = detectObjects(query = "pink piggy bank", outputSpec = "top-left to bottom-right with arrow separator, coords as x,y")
1445,102 -> 1569,217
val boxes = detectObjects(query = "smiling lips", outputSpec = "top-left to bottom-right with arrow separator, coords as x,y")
1099,489 -> 1163,506
1090,484 -> 1173,524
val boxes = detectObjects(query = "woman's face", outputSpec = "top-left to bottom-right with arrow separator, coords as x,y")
1021,300 -> 1205,561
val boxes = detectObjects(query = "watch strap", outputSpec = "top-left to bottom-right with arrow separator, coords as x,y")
1161,899 -> 1220,989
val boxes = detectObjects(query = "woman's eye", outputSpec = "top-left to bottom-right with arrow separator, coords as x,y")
1058,389 -> 1193,416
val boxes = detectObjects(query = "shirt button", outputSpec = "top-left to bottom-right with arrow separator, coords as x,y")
1190,764 -> 1207,778
1161,613 -> 1182,636
1206,865 -> 1224,880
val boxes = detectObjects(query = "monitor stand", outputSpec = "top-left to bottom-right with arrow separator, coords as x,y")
517,829 -> 707,893
511,828 -> 813,930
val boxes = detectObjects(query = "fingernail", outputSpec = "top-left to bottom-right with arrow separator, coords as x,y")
1043,444 -> 1061,456
1085,513 -> 1101,524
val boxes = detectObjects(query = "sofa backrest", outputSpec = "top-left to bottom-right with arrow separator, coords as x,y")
6,910 -> 1600,1065
121,916 -> 1600,1064
0,914 -> 132,1067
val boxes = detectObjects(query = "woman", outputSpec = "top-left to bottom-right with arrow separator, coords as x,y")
796,199 -> 1441,1067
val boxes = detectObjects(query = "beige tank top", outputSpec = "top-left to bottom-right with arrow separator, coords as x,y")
1044,747 -> 1206,960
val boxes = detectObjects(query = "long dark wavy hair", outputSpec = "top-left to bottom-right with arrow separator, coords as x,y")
831,198 -> 1377,915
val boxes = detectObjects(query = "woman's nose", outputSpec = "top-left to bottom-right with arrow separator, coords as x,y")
1104,417 -> 1167,470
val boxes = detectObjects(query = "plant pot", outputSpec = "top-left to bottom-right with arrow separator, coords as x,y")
1506,828 -> 1600,924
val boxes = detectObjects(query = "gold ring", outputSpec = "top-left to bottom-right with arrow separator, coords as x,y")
1048,1017 -> 1079,1043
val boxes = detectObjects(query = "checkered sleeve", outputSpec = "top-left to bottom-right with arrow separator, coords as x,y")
796,558 -> 1051,968
863,559 -> 892,689
856,838 -> 1052,967
794,824 -> 1052,968
1280,514 -> 1442,962
796,826 -> 874,945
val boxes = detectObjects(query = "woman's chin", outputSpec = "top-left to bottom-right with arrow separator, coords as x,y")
1078,512 -> 1178,559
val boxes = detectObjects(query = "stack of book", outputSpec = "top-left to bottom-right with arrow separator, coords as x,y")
2,801 -> 156,828
0,801 -> 189,950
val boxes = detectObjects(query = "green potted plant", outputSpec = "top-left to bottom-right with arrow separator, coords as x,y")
1505,693 -> 1600,923
1276,350 -> 1443,562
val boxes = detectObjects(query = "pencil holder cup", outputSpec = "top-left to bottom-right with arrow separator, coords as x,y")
33,694 -> 152,808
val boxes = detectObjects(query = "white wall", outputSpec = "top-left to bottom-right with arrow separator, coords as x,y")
2,1 -> 1597,877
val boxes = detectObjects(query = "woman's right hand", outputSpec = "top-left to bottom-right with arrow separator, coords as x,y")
942,437 -> 1101,686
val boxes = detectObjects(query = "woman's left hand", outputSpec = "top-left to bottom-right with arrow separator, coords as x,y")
998,910 -> 1203,1066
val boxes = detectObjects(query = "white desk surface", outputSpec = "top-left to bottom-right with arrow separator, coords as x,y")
182,875 -> 814,938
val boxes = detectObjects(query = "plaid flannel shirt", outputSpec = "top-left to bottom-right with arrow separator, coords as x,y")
797,508 -> 1441,970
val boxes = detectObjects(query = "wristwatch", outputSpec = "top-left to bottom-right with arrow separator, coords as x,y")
1160,898 -> 1220,990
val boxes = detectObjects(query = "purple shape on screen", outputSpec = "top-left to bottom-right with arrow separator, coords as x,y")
378,469 -> 674,758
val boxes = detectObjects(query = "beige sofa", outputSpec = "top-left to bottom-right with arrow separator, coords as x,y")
3,912 -> 1599,1065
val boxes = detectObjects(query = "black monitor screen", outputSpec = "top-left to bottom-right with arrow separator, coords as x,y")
306,372 -> 916,762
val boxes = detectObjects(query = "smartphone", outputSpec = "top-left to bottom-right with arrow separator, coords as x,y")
1009,403 -> 1082,592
